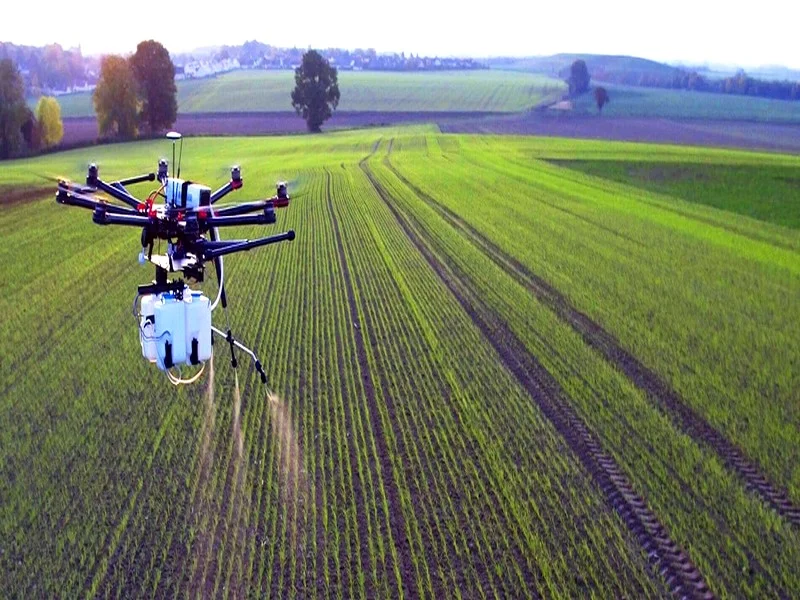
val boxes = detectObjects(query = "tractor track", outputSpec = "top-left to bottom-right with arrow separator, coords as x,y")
326,170 -> 419,600
382,157 -> 800,528
361,159 -> 715,599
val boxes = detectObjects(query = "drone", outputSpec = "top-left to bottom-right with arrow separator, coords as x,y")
55,131 -> 295,385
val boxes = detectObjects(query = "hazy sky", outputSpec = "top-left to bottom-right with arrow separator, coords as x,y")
3,0 -> 799,69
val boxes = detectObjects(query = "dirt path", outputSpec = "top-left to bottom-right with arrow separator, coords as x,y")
440,113 -> 800,154
59,112 -> 800,154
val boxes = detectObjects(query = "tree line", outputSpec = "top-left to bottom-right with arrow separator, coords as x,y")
0,60 -> 64,158
0,40 -> 178,159
0,42 -> 94,94
592,68 -> 800,101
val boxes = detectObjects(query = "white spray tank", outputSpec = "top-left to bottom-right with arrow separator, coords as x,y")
154,291 -> 188,370
140,294 -> 158,362
184,291 -> 212,364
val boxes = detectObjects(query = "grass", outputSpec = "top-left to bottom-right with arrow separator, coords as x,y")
1,128 -> 798,598
547,160 -> 800,229
40,70 -> 565,118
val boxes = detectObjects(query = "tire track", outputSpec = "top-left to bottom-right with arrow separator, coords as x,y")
326,169 -> 419,600
383,157 -> 800,528
361,160 -> 715,600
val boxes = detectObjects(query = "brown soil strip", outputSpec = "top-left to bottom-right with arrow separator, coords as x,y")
439,114 -> 800,154
385,159 -> 800,528
0,186 -> 53,207
326,169 -> 419,599
361,160 -> 715,599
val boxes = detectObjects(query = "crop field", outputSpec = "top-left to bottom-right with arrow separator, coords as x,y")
567,83 -> 800,122
47,70 -> 565,118
1,128 -> 799,598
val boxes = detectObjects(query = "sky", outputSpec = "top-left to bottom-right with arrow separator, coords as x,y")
2,0 -> 799,69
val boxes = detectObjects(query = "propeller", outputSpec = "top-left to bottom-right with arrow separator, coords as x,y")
32,172 -> 96,194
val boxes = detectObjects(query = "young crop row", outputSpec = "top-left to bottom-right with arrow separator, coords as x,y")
55,70 -> 565,118
326,161 -> 670,597
2,129 -> 798,598
438,138 -> 800,503
367,137 -> 800,597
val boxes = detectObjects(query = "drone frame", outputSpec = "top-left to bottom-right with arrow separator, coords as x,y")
55,159 -> 295,385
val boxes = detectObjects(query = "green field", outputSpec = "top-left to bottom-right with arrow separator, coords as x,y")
549,160 -> 800,229
44,70 -> 565,118
568,82 -> 800,121
1,128 -> 799,598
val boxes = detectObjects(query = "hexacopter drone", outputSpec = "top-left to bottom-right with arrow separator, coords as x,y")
55,132 -> 295,385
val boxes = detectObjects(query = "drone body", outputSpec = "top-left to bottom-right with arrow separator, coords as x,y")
56,132 -> 295,385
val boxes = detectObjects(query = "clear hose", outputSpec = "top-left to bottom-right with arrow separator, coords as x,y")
166,361 -> 207,385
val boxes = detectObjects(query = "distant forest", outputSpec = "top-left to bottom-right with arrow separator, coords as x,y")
594,68 -> 800,101
0,43 -> 97,93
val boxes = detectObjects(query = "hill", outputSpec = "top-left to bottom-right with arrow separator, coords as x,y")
37,70 -> 565,119
489,53 -> 681,82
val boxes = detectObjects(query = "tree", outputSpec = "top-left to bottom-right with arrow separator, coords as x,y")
291,50 -> 340,133
567,59 -> 590,96
20,109 -> 41,151
593,86 -> 609,113
36,96 -> 63,147
93,55 -> 139,138
129,40 -> 178,133
0,58 -> 28,159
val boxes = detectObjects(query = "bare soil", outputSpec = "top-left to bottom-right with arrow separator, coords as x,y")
60,112 -> 800,154
60,112 -> 498,145
0,186 -> 53,206
440,113 -> 800,154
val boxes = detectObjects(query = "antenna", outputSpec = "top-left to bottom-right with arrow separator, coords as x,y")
166,131 -> 182,178
177,137 -> 184,179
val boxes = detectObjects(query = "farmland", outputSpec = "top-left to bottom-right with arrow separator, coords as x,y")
1,128 -> 799,598
566,82 -> 800,122
47,70 -> 565,118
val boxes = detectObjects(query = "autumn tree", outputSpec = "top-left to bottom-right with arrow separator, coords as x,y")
0,59 -> 28,159
93,55 -> 139,138
594,86 -> 609,113
36,96 -> 64,147
567,59 -> 590,96
129,40 -> 178,133
291,50 -> 340,133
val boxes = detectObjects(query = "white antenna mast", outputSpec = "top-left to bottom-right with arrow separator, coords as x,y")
166,131 -> 182,177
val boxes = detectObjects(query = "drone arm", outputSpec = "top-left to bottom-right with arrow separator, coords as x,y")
200,231 -> 295,260
56,189 -> 141,215
211,200 -> 271,217
205,212 -> 277,228
93,211 -> 153,227
115,173 -> 156,187
94,179 -> 143,210
210,178 -> 243,205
